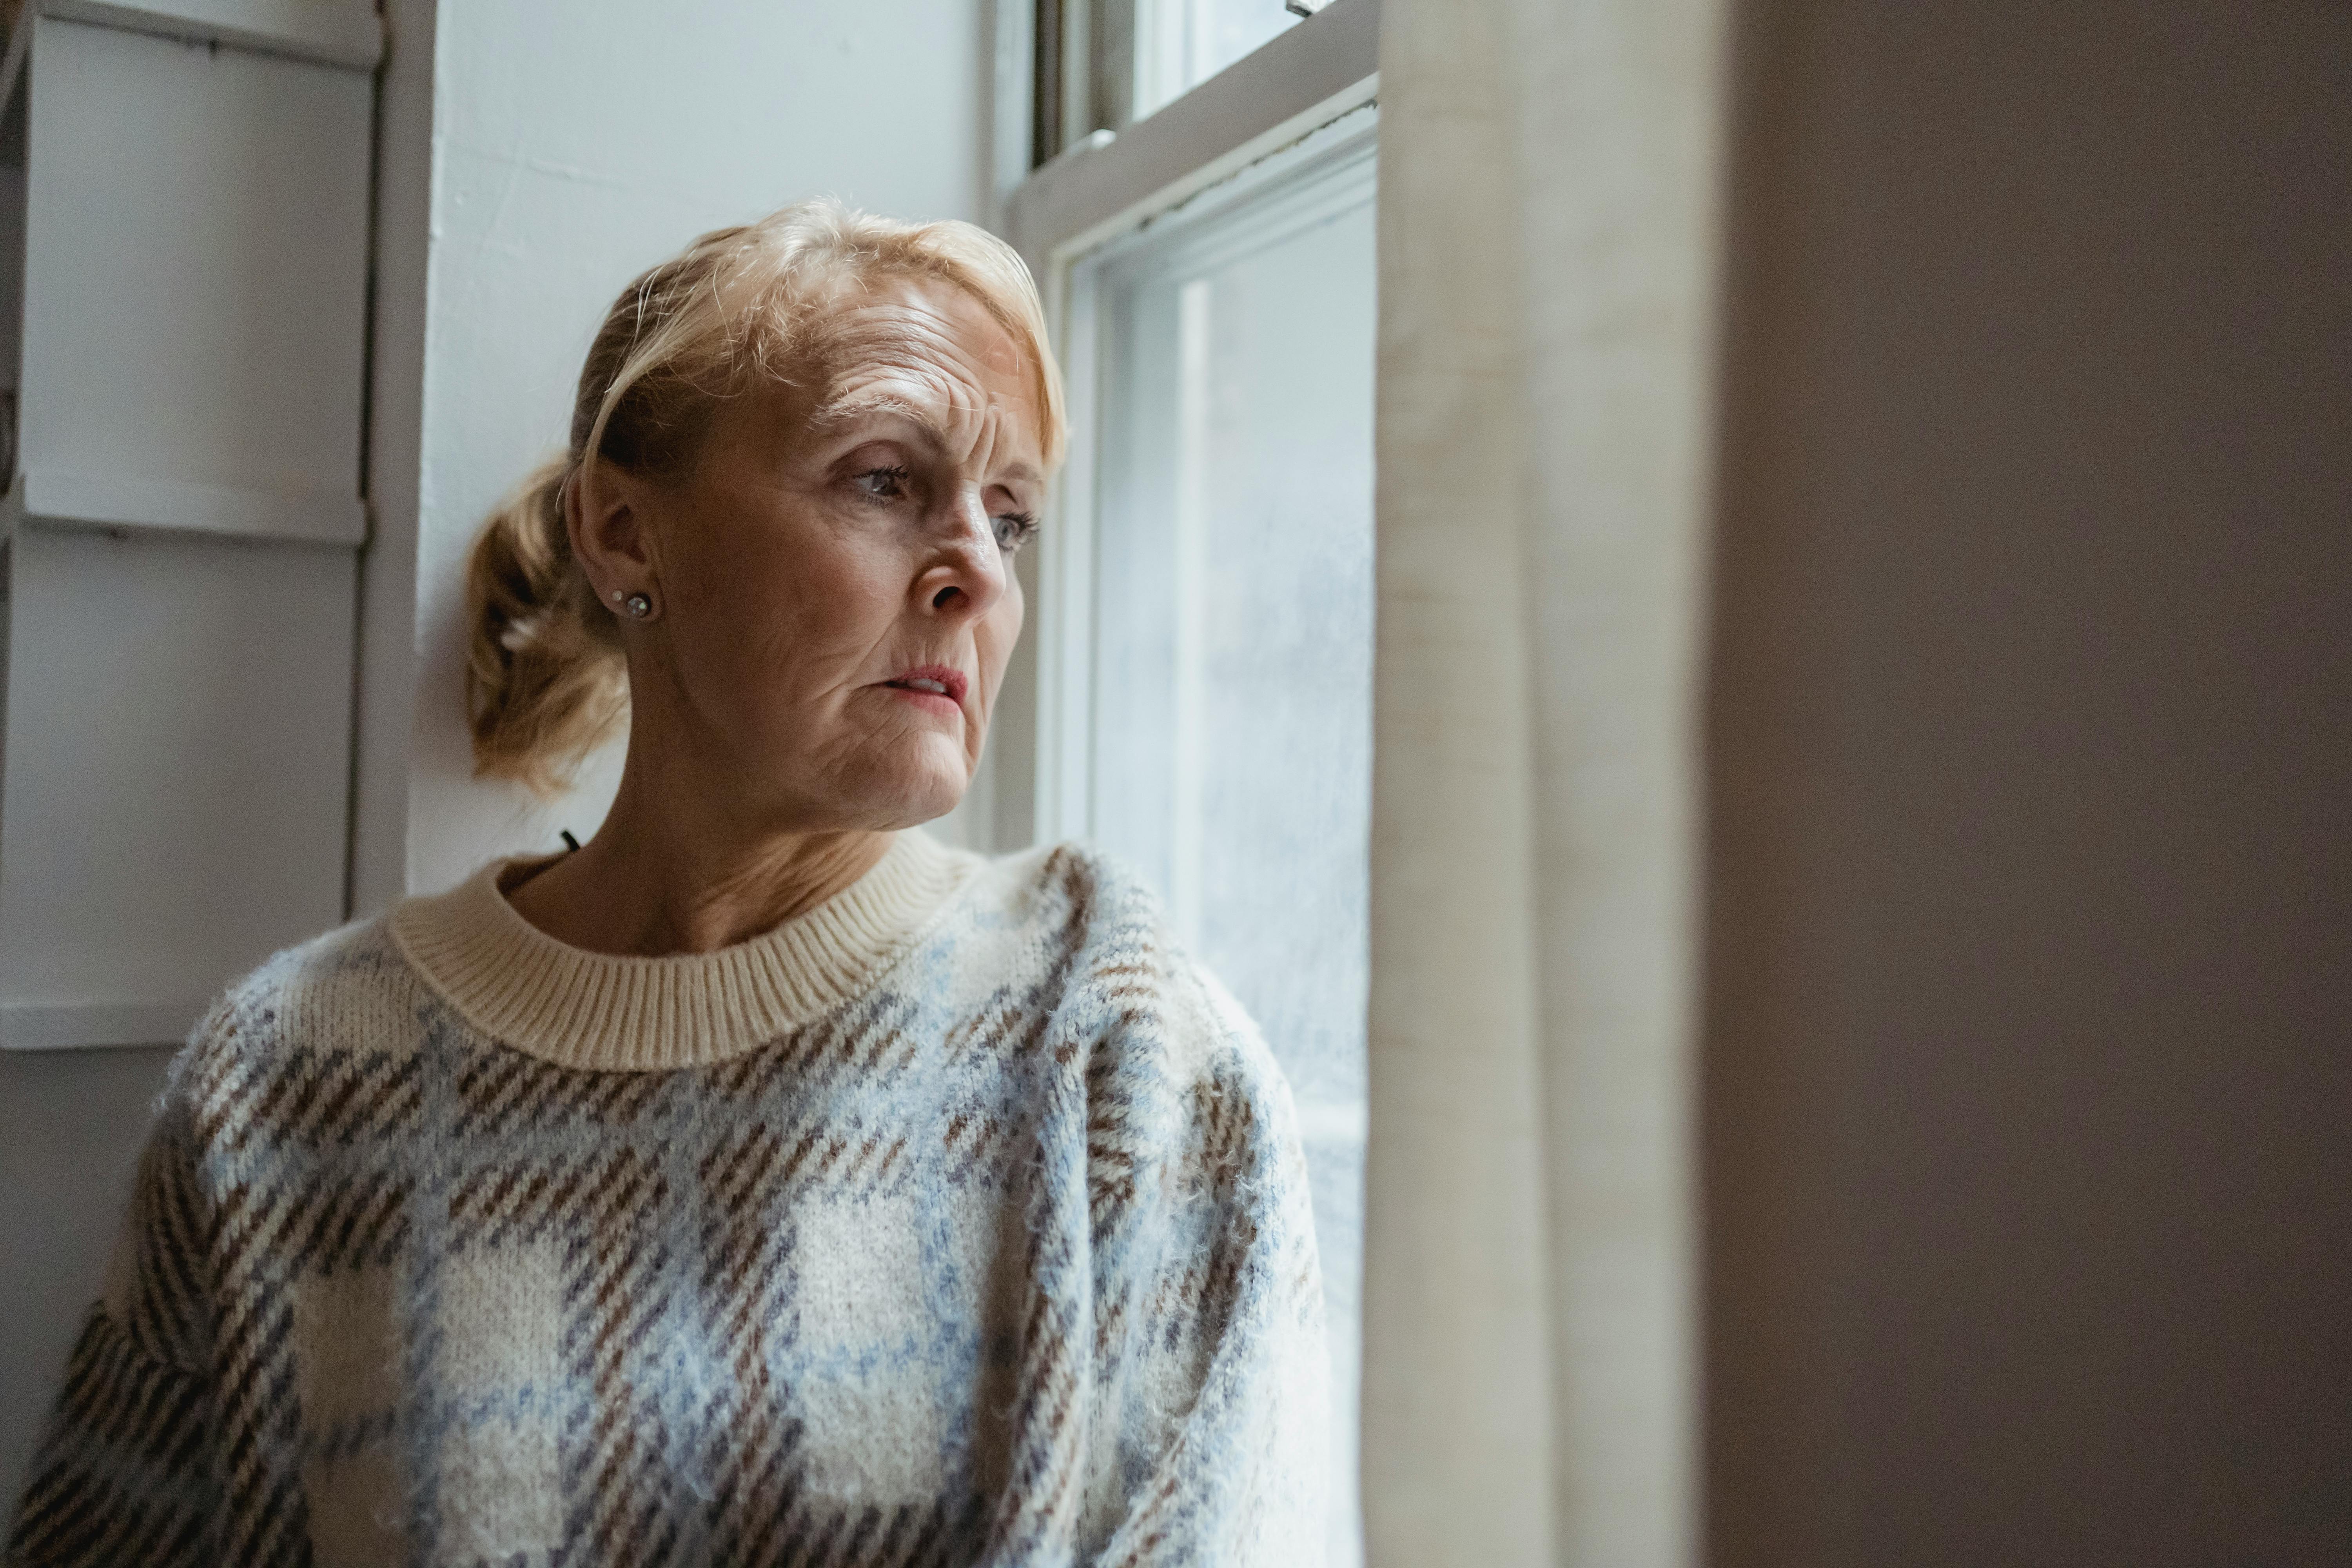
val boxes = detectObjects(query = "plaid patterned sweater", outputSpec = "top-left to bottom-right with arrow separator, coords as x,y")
7,831 -> 1328,1568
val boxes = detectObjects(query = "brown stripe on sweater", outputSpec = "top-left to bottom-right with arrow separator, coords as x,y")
694,1118 -> 803,1564
284,1048 -> 426,1148
281,1172 -> 410,1276
555,1147 -> 675,1565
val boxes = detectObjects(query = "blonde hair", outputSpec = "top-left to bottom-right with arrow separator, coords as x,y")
463,199 -> 1066,795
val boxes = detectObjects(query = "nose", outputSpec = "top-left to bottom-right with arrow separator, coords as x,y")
913,488 -> 1010,622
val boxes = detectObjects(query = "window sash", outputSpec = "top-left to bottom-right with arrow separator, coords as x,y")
1000,0 -> 1376,275
984,0 -> 1377,852
1042,105 -> 1376,848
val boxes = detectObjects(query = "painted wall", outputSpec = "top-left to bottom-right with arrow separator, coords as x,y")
1703,2 -> 2352,1562
355,0 -> 994,910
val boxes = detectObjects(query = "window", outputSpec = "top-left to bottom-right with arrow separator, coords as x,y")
1034,0 -> 1325,158
996,4 -> 1376,1561
1085,116 -> 1375,1567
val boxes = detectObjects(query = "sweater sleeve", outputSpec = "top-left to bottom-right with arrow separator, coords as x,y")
7,1103 -> 221,1568
1089,967 -> 1333,1568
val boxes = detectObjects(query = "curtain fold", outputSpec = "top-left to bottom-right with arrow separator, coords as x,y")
1361,1 -> 1730,1563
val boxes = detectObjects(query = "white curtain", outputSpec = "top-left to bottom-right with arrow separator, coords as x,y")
1361,1 -> 1730,1564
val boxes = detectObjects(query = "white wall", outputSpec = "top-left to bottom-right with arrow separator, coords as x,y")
356,0 -> 994,908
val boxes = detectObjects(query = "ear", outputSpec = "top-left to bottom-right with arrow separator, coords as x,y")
565,456 -> 661,607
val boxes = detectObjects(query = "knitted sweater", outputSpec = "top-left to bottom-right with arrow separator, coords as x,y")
7,832 -> 1328,1568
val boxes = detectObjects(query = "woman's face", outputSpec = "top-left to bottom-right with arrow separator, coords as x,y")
606,278 -> 1046,831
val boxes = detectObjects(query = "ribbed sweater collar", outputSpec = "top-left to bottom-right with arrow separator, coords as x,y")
388,829 -> 976,1072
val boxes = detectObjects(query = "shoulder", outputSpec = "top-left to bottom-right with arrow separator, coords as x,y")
947,835 -> 1158,941
162,910 -> 436,1131
963,837 -> 1301,1137
916,836 -> 1160,1003
953,837 -> 1213,992
952,838 -> 1200,1004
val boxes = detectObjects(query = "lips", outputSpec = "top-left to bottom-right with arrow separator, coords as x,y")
882,664 -> 969,706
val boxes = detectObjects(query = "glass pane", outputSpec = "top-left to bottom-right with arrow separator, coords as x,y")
1085,130 -> 1374,1565
1063,0 -> 1305,147
1132,0 -> 1303,120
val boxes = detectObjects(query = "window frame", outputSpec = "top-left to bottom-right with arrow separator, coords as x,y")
981,0 -> 1380,851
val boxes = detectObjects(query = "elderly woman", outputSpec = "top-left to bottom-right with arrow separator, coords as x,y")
8,203 -> 1327,1568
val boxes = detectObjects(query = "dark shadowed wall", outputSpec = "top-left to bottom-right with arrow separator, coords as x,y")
1704,2 -> 2350,1563
0,1048 -> 174,1495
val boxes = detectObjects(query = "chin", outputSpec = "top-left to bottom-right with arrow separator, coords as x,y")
846,744 -> 970,829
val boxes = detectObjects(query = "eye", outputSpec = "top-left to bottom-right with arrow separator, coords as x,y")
852,465 -> 911,502
993,510 -> 1039,552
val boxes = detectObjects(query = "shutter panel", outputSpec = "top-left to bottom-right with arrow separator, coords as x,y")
0,2 -> 379,1049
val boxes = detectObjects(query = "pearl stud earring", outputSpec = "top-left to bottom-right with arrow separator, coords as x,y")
614,589 -> 653,619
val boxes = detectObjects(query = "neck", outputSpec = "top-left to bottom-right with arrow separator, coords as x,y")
506,754 -> 896,957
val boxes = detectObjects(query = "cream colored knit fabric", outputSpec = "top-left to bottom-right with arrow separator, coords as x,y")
390,829 -> 981,1071
8,833 -> 1329,1568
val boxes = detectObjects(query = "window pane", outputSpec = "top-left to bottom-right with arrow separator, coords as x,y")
1132,0 -> 1303,120
1055,1 -> 1306,154
1083,127 -> 1374,1565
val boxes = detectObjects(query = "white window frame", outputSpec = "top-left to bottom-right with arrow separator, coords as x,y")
983,0 -> 1380,851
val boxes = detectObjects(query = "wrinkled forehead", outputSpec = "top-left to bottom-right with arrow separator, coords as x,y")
798,278 -> 1044,452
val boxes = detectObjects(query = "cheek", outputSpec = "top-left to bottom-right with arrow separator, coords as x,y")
975,579 -> 1025,704
684,517 -> 891,678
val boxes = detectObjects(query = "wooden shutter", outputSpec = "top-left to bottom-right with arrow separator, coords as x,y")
0,0 -> 380,1050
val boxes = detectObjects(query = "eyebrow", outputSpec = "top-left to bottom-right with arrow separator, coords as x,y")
806,392 -> 933,441
806,393 -> 1044,489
